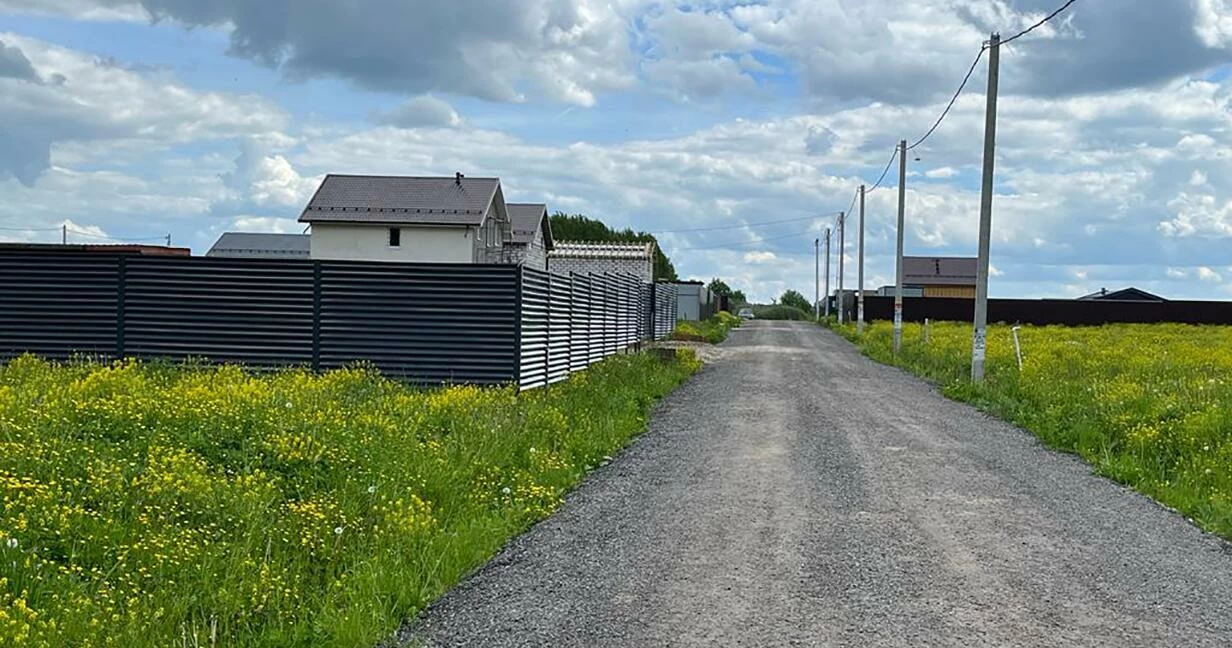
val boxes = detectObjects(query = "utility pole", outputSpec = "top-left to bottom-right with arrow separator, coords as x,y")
61,223 -> 67,245
823,228 -> 831,319
814,237 -> 820,320
166,233 -> 172,247
972,33 -> 1001,383
893,139 -> 907,354
837,211 -> 845,324
857,184 -> 866,334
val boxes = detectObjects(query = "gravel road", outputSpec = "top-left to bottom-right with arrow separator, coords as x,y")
403,320 -> 1232,647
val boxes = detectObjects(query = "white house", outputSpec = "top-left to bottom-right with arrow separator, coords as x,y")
298,173 -> 511,264
503,203 -> 553,271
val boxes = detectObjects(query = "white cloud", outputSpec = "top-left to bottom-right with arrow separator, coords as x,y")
372,95 -> 462,129
743,250 -> 778,264
924,166 -> 957,179
1198,266 -> 1223,282
1166,267 -> 1188,279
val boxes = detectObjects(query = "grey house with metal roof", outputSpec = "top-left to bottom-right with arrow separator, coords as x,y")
502,203 -> 553,271
298,173 -> 511,264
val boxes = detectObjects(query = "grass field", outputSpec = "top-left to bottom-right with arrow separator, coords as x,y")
0,351 -> 699,647
836,321 -> 1232,540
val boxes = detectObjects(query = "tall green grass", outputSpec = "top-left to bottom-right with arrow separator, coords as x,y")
836,321 -> 1232,540
0,351 -> 699,647
673,311 -> 740,344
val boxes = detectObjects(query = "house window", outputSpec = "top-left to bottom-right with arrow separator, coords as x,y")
388,227 -> 401,247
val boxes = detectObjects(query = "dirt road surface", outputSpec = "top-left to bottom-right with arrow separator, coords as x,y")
404,320 -> 1232,647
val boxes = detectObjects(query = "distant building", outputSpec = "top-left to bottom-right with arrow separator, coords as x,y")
893,256 -> 978,298
547,241 -> 656,283
298,173 -> 511,264
1078,287 -> 1167,302
206,233 -> 310,259
503,203 -> 554,271
0,242 -> 189,256
673,281 -> 716,320
876,285 -> 925,298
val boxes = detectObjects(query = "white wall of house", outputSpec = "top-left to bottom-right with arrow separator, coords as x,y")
310,223 -> 475,263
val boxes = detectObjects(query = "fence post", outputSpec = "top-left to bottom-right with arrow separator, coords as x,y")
514,266 -> 523,388
544,271 -> 551,387
312,261 -> 322,372
115,256 -> 126,359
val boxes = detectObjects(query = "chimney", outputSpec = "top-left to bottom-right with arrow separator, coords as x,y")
455,172 -> 464,186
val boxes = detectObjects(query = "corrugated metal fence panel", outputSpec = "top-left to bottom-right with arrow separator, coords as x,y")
569,274 -> 590,372
321,262 -> 518,385
124,256 -> 313,366
518,267 -> 550,389
588,274 -> 607,364
547,272 -> 572,385
0,253 -> 118,361
604,274 -> 620,356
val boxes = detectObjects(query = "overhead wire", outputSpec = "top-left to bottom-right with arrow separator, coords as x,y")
1001,0 -> 1078,45
650,211 -> 841,235
906,46 -> 987,152
865,147 -> 899,194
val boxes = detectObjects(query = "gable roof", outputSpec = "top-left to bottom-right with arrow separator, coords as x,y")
1077,287 -> 1167,302
207,232 -> 310,258
298,174 -> 501,226
506,203 -> 553,248
903,256 -> 977,286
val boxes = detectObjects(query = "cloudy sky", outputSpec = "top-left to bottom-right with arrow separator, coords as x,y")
0,0 -> 1230,302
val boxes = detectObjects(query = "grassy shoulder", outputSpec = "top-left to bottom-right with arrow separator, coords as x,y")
0,350 -> 700,647
672,311 -> 740,344
834,320 -> 1232,540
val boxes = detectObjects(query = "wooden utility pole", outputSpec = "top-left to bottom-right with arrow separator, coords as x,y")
972,33 -> 1001,382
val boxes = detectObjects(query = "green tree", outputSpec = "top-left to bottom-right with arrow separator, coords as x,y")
779,289 -> 811,312
707,278 -> 747,306
549,212 -> 678,281
731,290 -> 747,304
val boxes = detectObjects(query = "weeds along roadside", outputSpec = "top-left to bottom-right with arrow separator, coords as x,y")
0,349 -> 700,647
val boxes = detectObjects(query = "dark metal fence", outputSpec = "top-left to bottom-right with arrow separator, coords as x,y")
517,268 -> 674,390
0,252 -> 677,388
857,295 -> 1232,326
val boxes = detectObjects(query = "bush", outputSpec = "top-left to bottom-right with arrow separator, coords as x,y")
0,352 -> 698,647
753,305 -> 813,321
672,312 -> 739,344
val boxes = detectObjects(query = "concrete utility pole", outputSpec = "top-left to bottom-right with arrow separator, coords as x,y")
837,211 -> 845,324
857,184 -> 866,334
814,237 -> 820,320
893,139 -> 907,354
972,32 -> 1001,383
61,223 -> 67,245
823,228 -> 831,319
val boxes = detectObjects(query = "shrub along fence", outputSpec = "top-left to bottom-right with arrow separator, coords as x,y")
0,252 -> 678,388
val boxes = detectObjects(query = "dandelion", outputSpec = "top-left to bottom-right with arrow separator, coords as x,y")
333,526 -> 343,536
5,537 -> 16,549
367,485 -> 377,494
501,487 -> 511,495
285,401 -> 293,409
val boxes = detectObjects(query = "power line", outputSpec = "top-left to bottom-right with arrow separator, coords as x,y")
669,228 -> 822,252
0,225 -> 61,232
865,147 -> 899,194
904,0 -> 1079,154
906,46 -> 987,152
651,212 -> 839,234
1002,0 -> 1079,45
